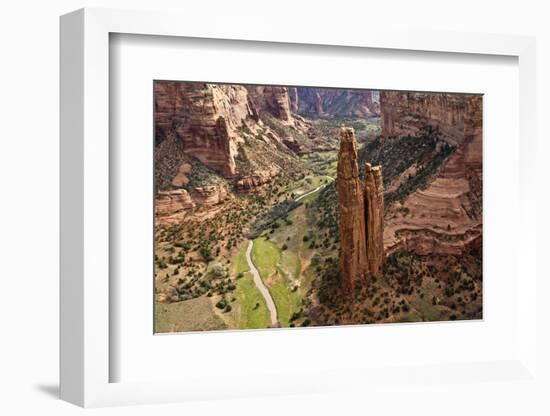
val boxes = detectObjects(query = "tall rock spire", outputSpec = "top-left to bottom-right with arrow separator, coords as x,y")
364,163 -> 385,276
337,127 -> 368,294
337,127 -> 385,294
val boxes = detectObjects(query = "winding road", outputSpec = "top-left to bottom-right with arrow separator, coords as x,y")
245,176 -> 335,327
245,240 -> 279,326
295,176 -> 334,201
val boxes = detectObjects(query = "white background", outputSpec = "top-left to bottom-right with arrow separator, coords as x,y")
1,0 -> 549,415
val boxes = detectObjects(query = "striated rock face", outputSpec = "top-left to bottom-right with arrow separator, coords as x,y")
155,184 -> 230,224
191,185 -> 228,206
154,82 -> 254,177
364,163 -> 385,275
380,91 -> 483,257
297,88 -> 379,118
246,85 -> 293,124
155,82 -> 311,190
337,128 -> 385,294
235,166 -> 281,192
380,91 -> 481,149
156,189 -> 196,223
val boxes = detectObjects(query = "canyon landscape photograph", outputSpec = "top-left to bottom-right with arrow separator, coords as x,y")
154,81 -> 483,333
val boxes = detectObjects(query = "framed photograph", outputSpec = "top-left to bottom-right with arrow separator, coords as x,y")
60,8 -> 538,407
152,80 -> 483,333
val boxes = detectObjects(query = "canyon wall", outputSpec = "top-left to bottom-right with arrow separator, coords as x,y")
155,184 -> 230,224
155,82 -> 303,181
156,189 -> 196,223
337,128 -> 384,294
154,82 -> 253,177
380,91 -> 481,147
295,88 -> 379,119
246,85 -> 294,124
155,81 -> 314,222
380,91 -> 483,256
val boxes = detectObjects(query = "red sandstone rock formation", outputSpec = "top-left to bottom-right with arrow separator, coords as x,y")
155,82 -> 310,191
246,85 -> 293,124
171,162 -> 191,187
190,185 -> 228,205
380,91 -> 483,257
235,166 -> 281,192
154,82 -> 254,177
364,163 -> 385,275
155,183 -> 230,224
337,127 -> 368,294
297,88 -> 379,118
155,189 -> 195,223
380,91 -> 481,149
337,128 -> 384,294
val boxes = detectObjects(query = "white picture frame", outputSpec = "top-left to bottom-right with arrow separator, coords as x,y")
60,7 -> 538,407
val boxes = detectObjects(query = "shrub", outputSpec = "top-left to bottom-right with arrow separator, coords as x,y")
209,263 -> 228,279
199,246 -> 214,262
290,311 -> 301,321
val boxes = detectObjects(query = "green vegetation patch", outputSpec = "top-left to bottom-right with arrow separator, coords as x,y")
311,181 -> 339,241
185,155 -> 228,190
269,275 -> 302,327
280,250 -> 301,281
231,241 -> 250,276
235,272 -> 271,329
251,237 -> 281,279
408,280 -> 445,322
247,199 -> 301,239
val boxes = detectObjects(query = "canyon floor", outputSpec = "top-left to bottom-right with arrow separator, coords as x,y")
154,116 -> 482,333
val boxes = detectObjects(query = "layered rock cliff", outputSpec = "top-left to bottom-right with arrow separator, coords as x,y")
155,81 -> 317,221
155,82 -> 253,177
337,128 -> 384,294
380,91 -> 483,256
380,91 -> 481,150
156,189 -> 196,223
155,184 -> 230,224
295,88 -> 379,119
235,165 -> 281,192
246,85 -> 294,125
155,82 -> 309,180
